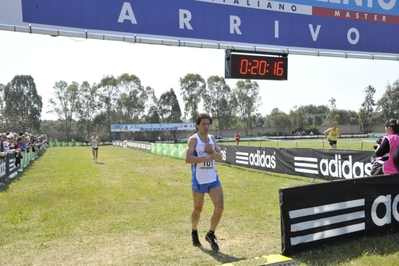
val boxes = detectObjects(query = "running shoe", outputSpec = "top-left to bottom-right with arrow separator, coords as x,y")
205,231 -> 219,251
192,230 -> 201,247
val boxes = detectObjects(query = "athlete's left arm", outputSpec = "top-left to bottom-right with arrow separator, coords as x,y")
211,136 -> 223,161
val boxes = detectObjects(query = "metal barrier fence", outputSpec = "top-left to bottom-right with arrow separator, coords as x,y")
0,144 -> 47,187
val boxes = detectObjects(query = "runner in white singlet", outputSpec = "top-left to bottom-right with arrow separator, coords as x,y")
185,113 -> 223,251
89,132 -> 101,163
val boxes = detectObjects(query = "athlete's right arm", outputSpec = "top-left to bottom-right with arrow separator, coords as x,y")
324,128 -> 331,137
185,136 -> 214,164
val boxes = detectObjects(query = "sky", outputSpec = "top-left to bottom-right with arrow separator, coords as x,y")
1,30 -> 399,121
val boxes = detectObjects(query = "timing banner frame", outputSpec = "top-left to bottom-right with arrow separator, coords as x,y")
1,0 -> 399,59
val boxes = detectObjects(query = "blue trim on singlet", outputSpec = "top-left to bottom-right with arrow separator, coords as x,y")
190,133 -> 219,187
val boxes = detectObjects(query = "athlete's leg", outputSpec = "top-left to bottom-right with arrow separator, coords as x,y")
192,190 -> 205,230
208,186 -> 224,232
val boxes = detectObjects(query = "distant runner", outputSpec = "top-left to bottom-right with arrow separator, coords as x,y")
234,132 -> 240,145
89,132 -> 101,163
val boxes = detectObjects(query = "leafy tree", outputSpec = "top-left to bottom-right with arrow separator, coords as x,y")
308,124 -> 320,135
144,104 -> 162,141
117,73 -> 147,123
268,108 -> 290,133
158,88 -> 182,123
335,109 -> 357,125
40,119 -> 64,141
254,113 -> 265,127
358,85 -> 375,133
3,75 -> 43,132
98,76 -> 119,139
180,74 -> 205,122
203,76 -> 232,134
76,81 -> 102,139
48,81 -> 79,141
377,79 -> 399,120
232,80 -> 261,136
289,106 -> 307,132
157,88 -> 183,141
326,97 -> 337,124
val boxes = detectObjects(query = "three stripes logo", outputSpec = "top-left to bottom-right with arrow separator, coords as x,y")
235,151 -> 249,165
289,199 -> 366,246
294,156 -> 319,175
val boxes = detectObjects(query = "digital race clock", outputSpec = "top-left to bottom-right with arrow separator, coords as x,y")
225,50 -> 288,80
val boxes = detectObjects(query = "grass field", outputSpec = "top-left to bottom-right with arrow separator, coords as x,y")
1,144 -> 398,266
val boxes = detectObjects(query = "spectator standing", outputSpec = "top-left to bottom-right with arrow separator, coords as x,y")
372,119 -> 399,175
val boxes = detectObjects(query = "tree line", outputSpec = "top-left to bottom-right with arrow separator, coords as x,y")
0,74 -> 397,142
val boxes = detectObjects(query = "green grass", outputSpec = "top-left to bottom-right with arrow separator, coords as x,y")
0,145 -> 398,265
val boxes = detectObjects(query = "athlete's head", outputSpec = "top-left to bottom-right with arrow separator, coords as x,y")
195,113 -> 212,131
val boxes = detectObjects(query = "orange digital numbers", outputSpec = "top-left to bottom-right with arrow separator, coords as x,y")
226,52 -> 288,80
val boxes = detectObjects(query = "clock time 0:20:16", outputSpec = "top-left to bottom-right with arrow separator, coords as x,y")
239,59 -> 284,76
230,54 -> 288,80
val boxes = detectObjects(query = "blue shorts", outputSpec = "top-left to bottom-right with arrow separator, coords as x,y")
329,140 -> 337,146
192,179 -> 221,194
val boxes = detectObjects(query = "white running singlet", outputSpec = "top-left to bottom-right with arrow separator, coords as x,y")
91,137 -> 98,149
191,134 -> 218,185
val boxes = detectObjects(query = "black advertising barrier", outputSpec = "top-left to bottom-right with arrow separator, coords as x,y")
0,154 -> 19,184
279,175 -> 399,255
219,145 -> 375,180
0,145 -> 47,186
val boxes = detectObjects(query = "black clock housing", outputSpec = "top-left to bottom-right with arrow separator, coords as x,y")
225,50 -> 288,80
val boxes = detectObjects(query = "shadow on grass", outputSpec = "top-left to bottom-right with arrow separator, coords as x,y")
196,246 -> 247,264
0,173 -> 23,192
293,232 -> 399,265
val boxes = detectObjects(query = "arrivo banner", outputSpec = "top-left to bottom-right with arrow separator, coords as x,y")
2,0 -> 396,55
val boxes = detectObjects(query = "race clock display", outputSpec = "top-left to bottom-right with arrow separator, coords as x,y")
225,50 -> 288,80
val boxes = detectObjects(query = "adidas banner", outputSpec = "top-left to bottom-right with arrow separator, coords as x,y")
219,145 -> 375,180
280,175 -> 399,255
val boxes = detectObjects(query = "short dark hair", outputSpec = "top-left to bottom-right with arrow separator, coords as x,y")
386,119 -> 399,133
196,113 -> 212,125
195,113 -> 212,131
